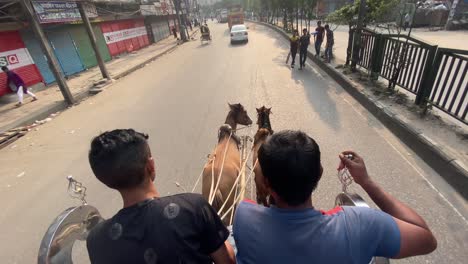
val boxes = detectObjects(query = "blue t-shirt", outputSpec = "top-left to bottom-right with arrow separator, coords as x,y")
233,201 -> 400,264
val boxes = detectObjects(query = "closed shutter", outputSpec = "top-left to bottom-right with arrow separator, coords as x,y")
92,25 -> 111,62
68,25 -> 96,69
46,27 -> 85,76
0,31 -> 44,97
20,30 -> 55,84
151,21 -> 170,43
101,19 -> 150,57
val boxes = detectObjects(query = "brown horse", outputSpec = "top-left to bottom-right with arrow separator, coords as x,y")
202,103 -> 252,225
253,106 -> 273,207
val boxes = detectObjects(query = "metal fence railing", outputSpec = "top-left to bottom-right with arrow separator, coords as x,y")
357,29 -> 376,70
379,37 -> 432,95
426,48 -> 468,123
350,29 -> 467,124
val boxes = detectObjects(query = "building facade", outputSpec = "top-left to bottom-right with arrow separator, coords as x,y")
0,0 -> 175,97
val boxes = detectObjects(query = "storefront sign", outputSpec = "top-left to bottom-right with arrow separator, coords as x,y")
103,27 -> 148,44
32,1 -> 97,24
0,49 -> 34,69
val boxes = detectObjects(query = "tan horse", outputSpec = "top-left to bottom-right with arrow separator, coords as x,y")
202,103 -> 252,225
252,106 -> 273,207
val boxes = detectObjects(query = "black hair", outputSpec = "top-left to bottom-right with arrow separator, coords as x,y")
89,129 -> 150,190
258,130 -> 321,206
317,20 -> 322,25
325,24 -> 330,29
1,66 -> 8,72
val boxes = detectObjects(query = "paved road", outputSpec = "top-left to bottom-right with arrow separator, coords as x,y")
0,22 -> 466,263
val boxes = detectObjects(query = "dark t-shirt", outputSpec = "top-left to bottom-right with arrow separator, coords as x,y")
87,193 -> 229,264
299,34 -> 310,49
315,26 -> 325,42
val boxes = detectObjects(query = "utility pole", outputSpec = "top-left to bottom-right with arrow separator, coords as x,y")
351,0 -> 366,71
173,0 -> 188,41
19,0 -> 74,105
183,0 -> 190,38
77,2 -> 110,80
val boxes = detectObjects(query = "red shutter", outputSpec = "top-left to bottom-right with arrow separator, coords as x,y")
100,19 -> 149,57
0,31 -> 43,97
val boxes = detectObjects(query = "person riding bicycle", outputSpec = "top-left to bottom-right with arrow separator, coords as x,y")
233,130 -> 437,264
86,129 -> 235,264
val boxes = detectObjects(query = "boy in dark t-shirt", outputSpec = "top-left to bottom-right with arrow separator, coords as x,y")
314,21 -> 325,56
299,28 -> 310,69
86,129 -> 235,264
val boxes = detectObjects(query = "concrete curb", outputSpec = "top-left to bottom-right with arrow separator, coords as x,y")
0,30 -> 200,134
250,20 -> 468,199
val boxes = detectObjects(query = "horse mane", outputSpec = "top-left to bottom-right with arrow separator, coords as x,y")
254,128 -> 271,144
218,124 -> 241,145
257,110 -> 273,134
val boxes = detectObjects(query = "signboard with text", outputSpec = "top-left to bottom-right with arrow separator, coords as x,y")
32,1 -> 97,24
103,27 -> 148,44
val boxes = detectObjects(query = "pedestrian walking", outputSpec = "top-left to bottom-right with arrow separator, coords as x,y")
299,28 -> 310,70
289,30 -> 300,68
324,24 -> 334,63
172,26 -> 178,39
314,21 -> 325,57
404,13 -> 411,31
187,20 -> 193,31
2,66 -> 37,107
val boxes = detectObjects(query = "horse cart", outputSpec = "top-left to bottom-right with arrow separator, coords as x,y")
37,104 -> 388,264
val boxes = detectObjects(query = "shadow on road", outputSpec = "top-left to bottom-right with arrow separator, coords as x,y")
229,42 -> 249,48
290,62 -> 342,132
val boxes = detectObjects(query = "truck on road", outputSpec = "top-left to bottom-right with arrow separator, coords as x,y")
228,4 -> 244,29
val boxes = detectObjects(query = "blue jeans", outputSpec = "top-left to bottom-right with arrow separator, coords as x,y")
325,44 -> 333,62
300,48 -> 308,66
315,40 -> 323,56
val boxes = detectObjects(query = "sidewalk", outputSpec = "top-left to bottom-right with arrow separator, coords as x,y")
278,20 -> 468,165
0,31 -> 197,133
330,26 -> 468,64
249,20 -> 468,199
328,27 -> 468,165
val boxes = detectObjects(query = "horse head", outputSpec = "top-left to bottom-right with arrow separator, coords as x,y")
256,106 -> 273,134
226,103 -> 253,128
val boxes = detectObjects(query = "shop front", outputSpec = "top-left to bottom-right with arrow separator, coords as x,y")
100,19 -> 150,57
0,31 -> 43,97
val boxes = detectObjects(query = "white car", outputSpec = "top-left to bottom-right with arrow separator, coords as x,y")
230,24 -> 248,44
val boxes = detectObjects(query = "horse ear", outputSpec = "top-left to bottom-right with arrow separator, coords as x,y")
256,108 -> 261,112
228,103 -> 233,109
267,107 -> 272,113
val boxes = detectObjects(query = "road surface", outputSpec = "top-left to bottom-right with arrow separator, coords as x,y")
0,22 -> 466,263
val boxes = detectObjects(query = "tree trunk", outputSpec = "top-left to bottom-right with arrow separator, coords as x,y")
300,8 -> 303,30
283,10 -> 287,30
346,26 -> 354,65
296,5 -> 299,30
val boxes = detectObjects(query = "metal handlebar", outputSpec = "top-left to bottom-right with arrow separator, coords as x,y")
67,175 -> 87,205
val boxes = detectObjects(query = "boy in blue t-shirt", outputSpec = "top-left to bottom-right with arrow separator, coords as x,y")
234,130 -> 437,264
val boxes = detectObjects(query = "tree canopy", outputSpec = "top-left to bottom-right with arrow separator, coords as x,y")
326,0 -> 401,26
